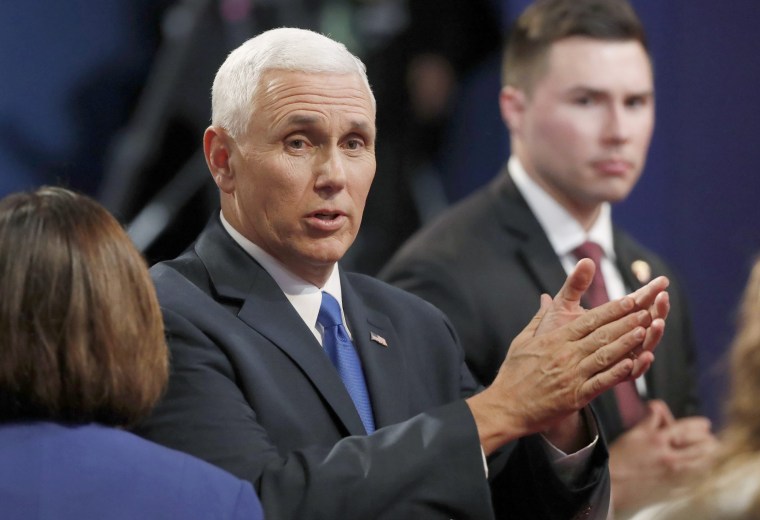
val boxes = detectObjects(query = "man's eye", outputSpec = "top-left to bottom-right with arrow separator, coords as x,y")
345,139 -> 364,150
288,139 -> 305,149
574,96 -> 593,106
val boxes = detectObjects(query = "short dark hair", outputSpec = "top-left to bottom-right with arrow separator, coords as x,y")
503,0 -> 649,91
0,187 -> 167,427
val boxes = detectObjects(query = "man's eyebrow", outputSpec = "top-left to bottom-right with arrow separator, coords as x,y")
566,86 -> 654,97
282,115 -> 373,132
284,114 -> 319,126
349,120 -> 374,135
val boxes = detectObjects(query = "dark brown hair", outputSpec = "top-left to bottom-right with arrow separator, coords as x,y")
0,187 -> 167,426
503,0 -> 649,91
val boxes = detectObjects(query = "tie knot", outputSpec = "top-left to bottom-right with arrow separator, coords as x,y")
318,292 -> 343,328
572,241 -> 605,265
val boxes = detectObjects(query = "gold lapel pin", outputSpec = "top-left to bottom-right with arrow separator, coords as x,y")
631,259 -> 652,284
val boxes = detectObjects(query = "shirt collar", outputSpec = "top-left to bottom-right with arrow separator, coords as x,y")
219,211 -> 343,332
508,156 -> 616,260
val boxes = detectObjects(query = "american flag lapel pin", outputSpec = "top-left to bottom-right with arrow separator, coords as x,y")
370,331 -> 388,347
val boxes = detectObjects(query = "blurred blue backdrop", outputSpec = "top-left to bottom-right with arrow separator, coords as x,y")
3,0 -> 759,426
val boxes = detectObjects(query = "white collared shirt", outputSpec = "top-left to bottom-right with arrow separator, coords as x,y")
220,212 -> 348,344
508,156 -> 627,300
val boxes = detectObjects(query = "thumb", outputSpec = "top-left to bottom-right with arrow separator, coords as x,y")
553,258 -> 595,310
641,399 -> 675,429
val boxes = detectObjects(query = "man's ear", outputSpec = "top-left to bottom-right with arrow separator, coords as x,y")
204,126 -> 235,194
499,86 -> 527,136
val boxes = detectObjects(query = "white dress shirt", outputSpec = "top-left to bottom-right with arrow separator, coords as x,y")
220,212 -> 349,345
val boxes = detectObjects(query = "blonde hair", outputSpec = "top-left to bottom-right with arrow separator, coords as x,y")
639,257 -> 760,519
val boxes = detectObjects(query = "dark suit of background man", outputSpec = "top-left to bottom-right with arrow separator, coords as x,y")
380,0 -> 718,517
134,26 -> 673,520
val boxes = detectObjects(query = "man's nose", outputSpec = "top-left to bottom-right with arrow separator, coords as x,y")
315,146 -> 347,191
602,104 -> 630,145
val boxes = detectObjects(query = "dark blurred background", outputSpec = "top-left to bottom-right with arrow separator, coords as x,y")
2,0 -> 759,427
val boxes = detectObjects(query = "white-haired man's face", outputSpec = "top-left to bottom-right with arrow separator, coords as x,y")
212,69 -> 376,286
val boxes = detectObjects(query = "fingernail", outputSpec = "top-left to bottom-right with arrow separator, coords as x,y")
634,327 -> 645,340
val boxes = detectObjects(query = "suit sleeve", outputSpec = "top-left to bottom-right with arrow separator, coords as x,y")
136,306 -> 495,520
487,415 -> 611,519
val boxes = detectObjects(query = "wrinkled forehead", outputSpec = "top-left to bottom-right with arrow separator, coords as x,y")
256,67 -> 375,108
242,69 -> 376,142
253,69 -> 376,118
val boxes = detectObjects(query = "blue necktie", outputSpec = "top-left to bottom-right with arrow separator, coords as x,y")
317,291 -> 375,434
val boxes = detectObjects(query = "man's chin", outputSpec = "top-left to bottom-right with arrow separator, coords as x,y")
304,242 -> 351,268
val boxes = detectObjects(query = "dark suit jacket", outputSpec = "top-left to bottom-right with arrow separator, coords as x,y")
135,214 -> 609,520
380,167 -> 701,443
0,421 -> 263,520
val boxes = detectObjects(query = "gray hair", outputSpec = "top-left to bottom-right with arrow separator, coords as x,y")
211,27 -> 375,139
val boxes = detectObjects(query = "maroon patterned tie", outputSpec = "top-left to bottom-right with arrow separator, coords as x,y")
572,241 -> 646,428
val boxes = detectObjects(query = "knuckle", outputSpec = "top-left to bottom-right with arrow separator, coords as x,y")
592,348 -> 612,370
589,328 -> 612,348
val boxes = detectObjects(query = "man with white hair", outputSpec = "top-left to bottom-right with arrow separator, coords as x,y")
136,27 -> 670,519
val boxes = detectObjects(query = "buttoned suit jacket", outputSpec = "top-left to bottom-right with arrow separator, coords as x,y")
380,167 -> 701,443
0,422 -> 262,520
135,214 -> 610,520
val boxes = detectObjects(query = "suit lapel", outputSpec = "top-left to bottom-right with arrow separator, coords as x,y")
613,229 -> 648,292
613,229 -> 659,400
340,273 -> 410,428
195,216 -> 367,435
492,171 -> 568,295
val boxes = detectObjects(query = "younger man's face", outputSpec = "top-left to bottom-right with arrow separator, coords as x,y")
509,36 -> 655,216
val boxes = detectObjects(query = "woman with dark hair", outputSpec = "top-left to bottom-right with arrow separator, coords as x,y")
0,186 -> 263,519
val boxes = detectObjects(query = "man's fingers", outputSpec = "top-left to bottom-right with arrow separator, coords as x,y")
569,303 -> 648,351
578,321 -> 646,379
628,351 -> 654,380
553,275 -> 668,344
579,356 -> 635,403
630,276 -> 670,310
553,258 -> 595,309
647,399 -> 677,426
641,318 -> 665,353
669,417 -> 714,447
